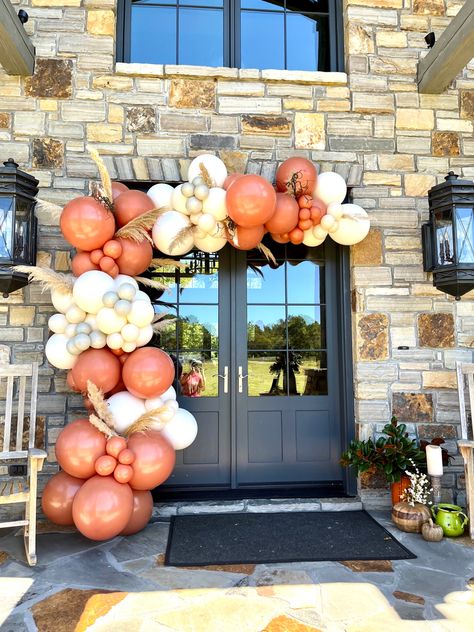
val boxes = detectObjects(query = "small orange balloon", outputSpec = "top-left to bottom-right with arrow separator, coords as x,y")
118,448 -> 135,465
298,194 -> 313,209
114,464 -> 133,484
106,436 -> 128,459
90,249 -> 104,265
128,431 -> 175,490
42,471 -> 84,526
299,208 -> 311,220
95,454 -> 117,476
120,490 -> 153,536
115,238 -> 153,276
289,227 -> 304,245
60,197 -> 116,251
122,347 -> 175,399
99,256 -> 116,273
298,218 -> 313,231
271,233 -> 290,244
71,348 -> 121,394
114,190 -> 155,228
103,239 -> 123,259
71,252 -> 99,277
55,419 -> 107,479
109,264 -> 120,279
112,181 -> 129,200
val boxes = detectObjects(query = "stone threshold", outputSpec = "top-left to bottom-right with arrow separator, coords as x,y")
153,496 -> 362,518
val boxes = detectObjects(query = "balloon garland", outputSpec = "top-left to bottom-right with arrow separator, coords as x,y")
19,151 -> 370,541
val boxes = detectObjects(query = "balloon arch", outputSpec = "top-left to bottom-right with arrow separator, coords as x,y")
23,152 -> 370,541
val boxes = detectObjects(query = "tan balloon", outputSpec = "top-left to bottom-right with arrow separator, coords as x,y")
320,214 -> 339,234
96,307 -> 127,335
152,211 -> 194,256
197,213 -> 217,234
194,233 -> 227,253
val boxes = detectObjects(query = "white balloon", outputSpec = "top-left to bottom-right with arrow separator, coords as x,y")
107,391 -> 147,434
313,224 -> 329,240
117,284 -> 136,301
171,184 -> 190,215
327,202 -> 344,220
127,300 -> 155,328
152,211 -> 194,256
73,271 -> 115,314
202,187 -> 228,221
313,172 -> 347,207
187,154 -> 228,188
165,399 -> 179,412
45,333 -> 78,370
84,314 -> 98,330
157,408 -> 175,423
51,288 -> 75,314
134,290 -> 151,302
48,313 -> 68,334
65,323 -> 77,338
160,408 -> 198,450
106,332 -> 124,350
198,213 -> 217,234
65,304 -> 86,324
147,182 -> 174,210
194,233 -> 227,254
320,214 -> 338,233
144,396 -> 164,411
121,323 -> 140,342
302,228 -> 326,247
160,385 -> 177,402
114,275 -> 139,291
96,307 -> 127,335
136,324 -> 154,347
330,204 -> 370,246
122,341 -> 137,353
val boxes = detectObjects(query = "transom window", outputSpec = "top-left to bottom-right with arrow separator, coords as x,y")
117,0 -> 343,71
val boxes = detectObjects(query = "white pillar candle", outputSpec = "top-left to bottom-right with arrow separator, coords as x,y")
426,444 -> 444,476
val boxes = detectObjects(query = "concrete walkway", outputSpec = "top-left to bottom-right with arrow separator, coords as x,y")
0,511 -> 473,632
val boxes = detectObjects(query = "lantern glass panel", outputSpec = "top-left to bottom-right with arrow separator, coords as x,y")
455,206 -> 474,264
14,196 -> 30,262
0,196 -> 14,260
434,209 -> 455,267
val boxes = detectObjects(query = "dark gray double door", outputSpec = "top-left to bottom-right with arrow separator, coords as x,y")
161,240 -> 344,491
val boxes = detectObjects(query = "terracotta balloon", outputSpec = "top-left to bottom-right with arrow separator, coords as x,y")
72,475 -> 133,541
95,454 -> 117,476
60,196 -> 116,251
41,471 -> 84,526
106,436 -> 128,458
122,347 -> 175,399
71,252 -> 99,276
276,157 -> 317,196
226,175 -> 276,228
223,173 -> 244,190
264,192 -> 300,234
103,239 -> 123,259
55,419 -> 107,479
118,448 -> 135,465
121,490 -> 153,536
112,181 -> 129,200
114,464 -> 133,484
114,190 -> 155,228
71,348 -> 121,394
114,238 -> 153,276
107,378 -> 127,397
67,370 -> 81,393
127,431 -> 175,490
271,233 -> 290,244
229,225 -> 265,250
83,396 -> 94,413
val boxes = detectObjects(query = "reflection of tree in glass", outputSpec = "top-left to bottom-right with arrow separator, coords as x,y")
248,315 -> 321,350
269,351 -> 301,395
179,315 -> 217,349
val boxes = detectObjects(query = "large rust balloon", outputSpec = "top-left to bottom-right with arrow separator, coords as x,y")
60,196 -> 116,251
41,471 -> 84,526
115,238 -> 153,276
71,348 -> 121,394
265,192 -> 299,234
55,419 -> 107,479
121,490 -> 153,536
67,370 -> 81,393
226,175 -> 276,228
72,475 -> 134,541
122,347 -> 175,399
276,157 -> 317,197
229,225 -> 265,251
128,431 -> 175,490
112,181 -> 129,201
114,190 -> 155,227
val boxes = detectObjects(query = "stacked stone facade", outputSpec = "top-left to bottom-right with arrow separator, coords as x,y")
0,0 -> 473,513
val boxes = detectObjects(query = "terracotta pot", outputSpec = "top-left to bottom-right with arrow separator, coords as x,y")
392,501 -> 431,533
390,474 -> 411,505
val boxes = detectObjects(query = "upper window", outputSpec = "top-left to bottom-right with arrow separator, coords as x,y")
117,0 -> 343,71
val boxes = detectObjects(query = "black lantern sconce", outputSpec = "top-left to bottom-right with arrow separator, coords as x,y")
0,159 -> 38,297
422,172 -> 474,300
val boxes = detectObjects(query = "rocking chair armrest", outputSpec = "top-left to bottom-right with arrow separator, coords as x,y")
28,448 -> 47,472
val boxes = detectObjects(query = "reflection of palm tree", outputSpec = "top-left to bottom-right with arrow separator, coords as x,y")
269,351 -> 301,395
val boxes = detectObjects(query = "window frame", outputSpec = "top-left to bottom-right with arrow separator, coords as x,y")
116,0 -> 345,72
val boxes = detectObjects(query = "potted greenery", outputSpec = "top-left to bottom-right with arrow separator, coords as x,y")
340,416 -> 427,504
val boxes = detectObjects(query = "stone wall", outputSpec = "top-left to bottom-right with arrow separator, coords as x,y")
0,0 -> 473,513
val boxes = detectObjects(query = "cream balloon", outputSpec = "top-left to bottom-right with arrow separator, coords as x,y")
327,202 -> 344,220
302,228 -> 326,247
147,183 -> 174,210
160,408 -> 198,450
136,324 -> 153,347
152,211 -> 194,256
165,399 -> 179,413
144,396 -> 164,411
122,342 -> 137,353
197,213 -> 217,234
73,271 -> 115,314
121,323 -> 140,342
330,204 -> 370,246
65,323 -> 77,338
134,290 -> 151,302
313,172 -> 347,206
114,275 -> 139,291
159,385 -> 177,403
194,233 -> 227,254
107,391 -> 147,434
96,307 -> 127,335
127,300 -> 155,328
51,288 -> 75,314
320,214 -> 339,234
171,184 -> 189,215
84,314 -> 98,330
48,313 -> 68,334
106,332 -> 124,350
313,224 -> 329,240
65,304 -> 86,324
187,154 -> 228,188
202,187 -> 228,221
45,333 -> 78,370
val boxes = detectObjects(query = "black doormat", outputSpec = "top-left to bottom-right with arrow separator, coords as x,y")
165,510 -> 415,567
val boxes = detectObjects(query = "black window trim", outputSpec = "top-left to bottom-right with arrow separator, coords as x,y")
116,0 -> 345,72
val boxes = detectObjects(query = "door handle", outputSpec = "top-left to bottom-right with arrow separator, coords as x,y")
238,366 -> 248,393
214,365 -> 229,394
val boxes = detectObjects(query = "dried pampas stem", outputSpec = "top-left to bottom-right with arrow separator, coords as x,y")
257,242 -> 277,266
87,145 -> 113,203
134,276 -> 169,291
86,380 -> 115,429
89,413 -> 118,438
124,406 -> 166,437
35,198 -> 63,223
150,258 -> 188,270
12,265 -> 74,295
115,207 -> 163,244
169,225 -> 195,254
199,162 -> 213,188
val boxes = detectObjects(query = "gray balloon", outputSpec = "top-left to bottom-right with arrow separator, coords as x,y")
181,182 -> 195,198
115,299 -> 132,317
66,340 -> 80,356
90,330 -> 107,349
74,333 -> 91,352
103,291 -> 119,308
186,196 -> 203,214
75,322 -> 92,335
194,184 -> 210,201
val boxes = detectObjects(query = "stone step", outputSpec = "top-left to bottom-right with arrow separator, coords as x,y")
153,496 -> 362,518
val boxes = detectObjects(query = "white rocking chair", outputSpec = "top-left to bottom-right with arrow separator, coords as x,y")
456,361 -> 474,541
0,363 -> 47,565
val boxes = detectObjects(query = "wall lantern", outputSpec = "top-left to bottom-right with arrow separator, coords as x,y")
0,159 -> 38,297
422,172 -> 474,300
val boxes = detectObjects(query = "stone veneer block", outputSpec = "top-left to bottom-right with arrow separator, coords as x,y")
405,174 -> 436,197
357,314 -> 389,361
0,113 -> 10,128
413,0 -> 445,15
294,113 -> 325,150
25,59 -> 72,99
87,10 -> 115,36
126,107 -> 155,134
219,150 -> 248,174
396,109 -> 434,130
418,424 -> 457,439
261,70 -> 347,85
351,229 -> 383,265
432,132 -> 460,157
348,24 -> 375,55
353,92 -> 394,114
347,0 -> 402,6
241,115 -> 291,137
219,97 -> 281,115
422,371 -> 457,390
418,313 -> 455,348
116,62 -> 164,77
392,392 -> 433,423
461,91 -> 474,120
32,138 -> 64,169
170,79 -> 216,110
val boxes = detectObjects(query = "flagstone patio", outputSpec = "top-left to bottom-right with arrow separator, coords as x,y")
1,511 -> 474,632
